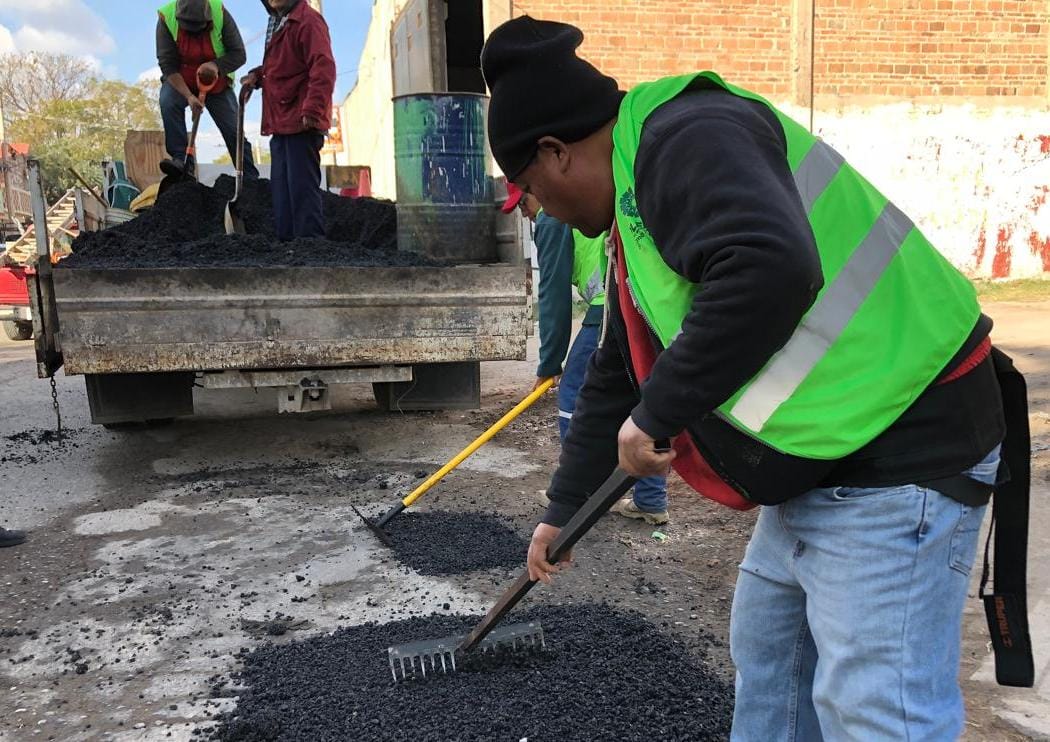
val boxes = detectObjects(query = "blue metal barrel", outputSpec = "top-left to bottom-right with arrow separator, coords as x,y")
393,93 -> 495,262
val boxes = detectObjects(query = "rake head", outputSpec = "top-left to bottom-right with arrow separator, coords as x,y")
351,505 -> 393,547
387,621 -> 545,683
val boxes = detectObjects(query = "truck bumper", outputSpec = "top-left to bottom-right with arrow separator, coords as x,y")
0,305 -> 32,322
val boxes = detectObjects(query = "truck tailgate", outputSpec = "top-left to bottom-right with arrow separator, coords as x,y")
53,264 -> 528,374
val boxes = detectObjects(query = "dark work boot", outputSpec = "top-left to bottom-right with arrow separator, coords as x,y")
0,528 -> 27,548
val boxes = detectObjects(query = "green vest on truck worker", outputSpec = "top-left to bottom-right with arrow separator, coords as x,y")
569,229 -> 606,308
612,71 -> 980,460
158,0 -> 234,86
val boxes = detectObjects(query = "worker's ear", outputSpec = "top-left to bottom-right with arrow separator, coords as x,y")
536,136 -> 572,176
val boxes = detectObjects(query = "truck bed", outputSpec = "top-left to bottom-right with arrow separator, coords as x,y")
53,264 -> 528,375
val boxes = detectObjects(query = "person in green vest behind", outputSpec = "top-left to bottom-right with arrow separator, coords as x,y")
483,17 -> 1017,741
155,0 -> 259,178
504,183 -> 669,524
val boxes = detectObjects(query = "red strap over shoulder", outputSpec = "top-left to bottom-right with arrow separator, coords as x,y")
612,226 -> 754,511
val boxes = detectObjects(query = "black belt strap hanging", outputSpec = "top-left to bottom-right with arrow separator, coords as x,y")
979,348 -> 1034,688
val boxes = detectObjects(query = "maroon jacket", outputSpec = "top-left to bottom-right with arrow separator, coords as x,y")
255,0 -> 336,136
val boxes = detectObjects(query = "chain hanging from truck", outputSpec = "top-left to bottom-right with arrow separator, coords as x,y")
49,375 -> 62,437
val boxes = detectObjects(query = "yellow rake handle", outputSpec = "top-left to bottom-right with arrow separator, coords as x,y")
400,377 -> 555,509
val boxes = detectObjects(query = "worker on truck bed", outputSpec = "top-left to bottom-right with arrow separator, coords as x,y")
483,17 -> 1028,740
242,0 -> 336,241
156,0 -> 259,179
504,183 -> 669,525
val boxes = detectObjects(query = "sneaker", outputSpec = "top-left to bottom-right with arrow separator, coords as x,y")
609,497 -> 669,526
536,489 -> 551,508
0,528 -> 27,548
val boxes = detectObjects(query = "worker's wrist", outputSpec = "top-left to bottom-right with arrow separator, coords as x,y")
630,401 -> 681,441
536,362 -> 562,378
540,500 -> 576,528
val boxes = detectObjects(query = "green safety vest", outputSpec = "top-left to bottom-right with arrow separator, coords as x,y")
158,0 -> 232,82
570,229 -> 606,307
611,72 -> 980,460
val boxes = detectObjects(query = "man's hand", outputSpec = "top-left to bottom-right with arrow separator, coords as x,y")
186,94 -> 205,114
240,70 -> 259,91
618,417 -> 675,477
301,115 -> 323,132
196,61 -> 220,86
527,523 -> 571,584
533,375 -> 559,393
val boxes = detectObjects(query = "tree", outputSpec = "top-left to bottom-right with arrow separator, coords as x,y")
7,79 -> 161,201
0,52 -> 95,128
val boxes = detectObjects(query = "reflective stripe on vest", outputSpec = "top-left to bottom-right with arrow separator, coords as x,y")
611,71 -> 980,459
730,146 -> 913,429
158,0 -> 232,82
571,229 -> 606,307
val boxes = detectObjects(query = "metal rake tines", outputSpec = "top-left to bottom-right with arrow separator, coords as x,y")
388,635 -> 463,683
386,622 -> 547,683
473,622 -> 546,654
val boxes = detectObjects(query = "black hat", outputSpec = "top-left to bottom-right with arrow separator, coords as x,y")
482,17 -> 624,180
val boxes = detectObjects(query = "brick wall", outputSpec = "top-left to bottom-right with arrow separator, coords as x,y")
816,0 -> 1048,99
512,0 -> 1049,103
513,0 -> 795,98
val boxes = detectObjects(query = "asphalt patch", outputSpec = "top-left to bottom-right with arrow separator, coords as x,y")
62,177 -> 437,269
384,511 -> 529,576
205,604 -> 735,741
0,427 -> 89,465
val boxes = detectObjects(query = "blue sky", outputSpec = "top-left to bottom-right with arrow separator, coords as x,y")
0,0 -> 375,161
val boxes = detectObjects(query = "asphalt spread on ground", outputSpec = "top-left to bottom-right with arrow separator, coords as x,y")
384,510 -> 530,576
205,603 -> 735,741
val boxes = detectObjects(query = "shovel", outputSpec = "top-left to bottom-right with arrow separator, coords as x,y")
224,85 -> 253,235
356,377 -> 556,546
158,74 -> 216,194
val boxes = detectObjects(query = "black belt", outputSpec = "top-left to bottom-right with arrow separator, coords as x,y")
978,348 -> 1034,688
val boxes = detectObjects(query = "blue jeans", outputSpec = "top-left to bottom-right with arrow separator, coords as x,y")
558,323 -> 667,512
159,81 -> 258,179
730,445 -> 999,741
269,132 -> 325,241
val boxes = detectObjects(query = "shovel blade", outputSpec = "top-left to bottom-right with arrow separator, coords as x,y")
224,201 -> 246,235
158,157 -> 195,195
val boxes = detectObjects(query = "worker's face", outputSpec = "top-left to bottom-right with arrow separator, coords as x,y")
268,0 -> 294,10
517,193 -> 541,221
513,137 -> 615,238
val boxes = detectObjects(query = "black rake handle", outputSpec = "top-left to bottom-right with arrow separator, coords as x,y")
459,466 -> 639,653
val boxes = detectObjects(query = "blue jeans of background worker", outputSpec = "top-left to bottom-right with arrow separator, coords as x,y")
159,81 -> 258,179
269,131 -> 325,241
559,324 -> 668,513
729,444 -> 1000,741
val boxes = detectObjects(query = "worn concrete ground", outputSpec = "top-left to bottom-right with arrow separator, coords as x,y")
1,301 -> 1048,740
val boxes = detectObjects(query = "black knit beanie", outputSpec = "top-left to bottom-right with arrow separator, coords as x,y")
482,17 -> 624,180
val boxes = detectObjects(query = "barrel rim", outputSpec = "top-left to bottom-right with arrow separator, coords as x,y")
392,92 -> 490,102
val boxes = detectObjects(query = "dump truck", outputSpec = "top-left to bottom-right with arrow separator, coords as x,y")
26,1 -> 531,427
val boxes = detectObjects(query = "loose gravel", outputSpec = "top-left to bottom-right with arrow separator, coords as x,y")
206,603 -> 735,741
62,176 -> 433,269
385,511 -> 529,576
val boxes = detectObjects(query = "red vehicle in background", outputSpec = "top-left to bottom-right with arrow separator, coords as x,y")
0,265 -> 33,341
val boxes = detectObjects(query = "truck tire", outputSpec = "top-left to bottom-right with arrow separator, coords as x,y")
2,320 -> 33,341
